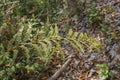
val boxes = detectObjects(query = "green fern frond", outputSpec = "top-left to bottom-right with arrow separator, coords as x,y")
22,25 -> 32,42
12,50 -> 18,64
71,32 -> 78,39
0,43 -> 5,52
24,43 -> 40,56
47,26 -> 54,37
7,26 -> 24,49
41,39 -> 52,52
0,24 -> 102,79
0,52 -> 10,65
38,41 -> 52,62
19,45 -> 30,62
67,29 -> 73,38
54,25 -> 59,37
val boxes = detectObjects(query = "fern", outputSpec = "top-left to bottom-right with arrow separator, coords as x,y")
0,22 -> 102,79
0,52 -> 10,65
12,50 -> 18,64
0,24 -> 101,64
19,45 -> 30,62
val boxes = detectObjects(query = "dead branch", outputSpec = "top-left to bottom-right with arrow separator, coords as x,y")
47,55 -> 74,80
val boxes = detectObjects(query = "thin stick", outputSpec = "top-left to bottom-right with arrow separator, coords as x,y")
47,55 -> 73,80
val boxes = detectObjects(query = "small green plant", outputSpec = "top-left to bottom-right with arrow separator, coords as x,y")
96,63 -> 113,80
0,18 -> 102,79
0,1 -> 102,79
86,3 -> 101,26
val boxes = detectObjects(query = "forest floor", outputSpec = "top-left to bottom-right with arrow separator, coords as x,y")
40,0 -> 120,80
1,0 -> 120,80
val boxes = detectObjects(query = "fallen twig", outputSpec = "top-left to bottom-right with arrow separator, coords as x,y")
47,55 -> 74,80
